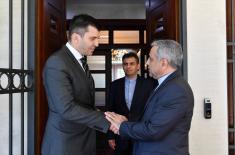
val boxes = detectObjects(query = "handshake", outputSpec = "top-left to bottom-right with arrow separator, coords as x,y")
104,112 -> 128,135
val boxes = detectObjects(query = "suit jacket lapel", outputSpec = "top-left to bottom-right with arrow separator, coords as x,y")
63,46 -> 83,71
63,45 -> 95,94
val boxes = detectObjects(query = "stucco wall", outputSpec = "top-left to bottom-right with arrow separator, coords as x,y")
187,0 -> 228,154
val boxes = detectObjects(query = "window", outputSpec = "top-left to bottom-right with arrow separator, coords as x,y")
113,30 -> 139,44
98,30 -> 109,44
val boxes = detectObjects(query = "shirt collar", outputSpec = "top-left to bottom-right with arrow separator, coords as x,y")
66,42 -> 83,61
157,71 -> 174,86
125,76 -> 137,82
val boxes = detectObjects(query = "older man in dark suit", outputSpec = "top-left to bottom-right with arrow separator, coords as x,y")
105,40 -> 194,155
106,52 -> 155,155
42,14 -> 110,155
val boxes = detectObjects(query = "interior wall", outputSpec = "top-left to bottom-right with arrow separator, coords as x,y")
66,3 -> 145,19
187,0 -> 228,155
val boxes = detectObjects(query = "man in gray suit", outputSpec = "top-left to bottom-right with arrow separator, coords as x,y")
42,14 -> 110,155
105,40 -> 194,155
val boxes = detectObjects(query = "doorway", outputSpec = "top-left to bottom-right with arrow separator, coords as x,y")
35,0 -> 182,154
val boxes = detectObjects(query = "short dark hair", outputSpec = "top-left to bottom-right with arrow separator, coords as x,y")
122,52 -> 139,64
68,14 -> 99,40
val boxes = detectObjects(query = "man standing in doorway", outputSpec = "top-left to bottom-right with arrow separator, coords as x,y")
106,52 -> 155,155
42,14 -> 110,155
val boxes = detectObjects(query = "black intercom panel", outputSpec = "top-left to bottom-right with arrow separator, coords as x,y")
204,98 -> 211,119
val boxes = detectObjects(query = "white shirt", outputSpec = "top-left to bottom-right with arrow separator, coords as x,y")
66,42 -> 85,70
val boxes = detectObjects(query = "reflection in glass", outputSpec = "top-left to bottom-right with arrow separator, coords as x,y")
111,49 -> 141,81
95,91 -> 105,106
92,74 -> 105,88
145,55 -> 148,70
144,30 -> 146,44
112,63 -> 124,81
87,56 -> 105,70
111,49 -> 128,62
114,30 -> 139,44
155,26 -> 164,33
99,31 -> 109,44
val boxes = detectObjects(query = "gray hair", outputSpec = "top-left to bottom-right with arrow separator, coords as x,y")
151,40 -> 183,69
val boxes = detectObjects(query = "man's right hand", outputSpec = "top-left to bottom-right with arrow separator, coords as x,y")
108,139 -> 116,150
105,112 -> 128,134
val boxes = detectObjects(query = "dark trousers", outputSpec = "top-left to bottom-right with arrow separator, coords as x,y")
114,140 -> 133,155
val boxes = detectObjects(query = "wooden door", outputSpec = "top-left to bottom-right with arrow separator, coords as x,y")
36,0 -> 66,154
146,0 -> 180,43
92,19 -> 146,155
226,0 -> 235,154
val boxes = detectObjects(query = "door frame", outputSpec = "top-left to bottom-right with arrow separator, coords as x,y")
146,0 -> 187,78
181,0 -> 188,79
28,0 -> 36,155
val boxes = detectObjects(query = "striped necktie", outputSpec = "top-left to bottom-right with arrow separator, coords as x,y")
80,57 -> 94,88
80,57 -> 95,106
80,57 -> 91,78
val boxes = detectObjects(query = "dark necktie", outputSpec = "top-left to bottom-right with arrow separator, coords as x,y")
80,57 -> 95,86
80,57 -> 91,79
80,57 -> 95,103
